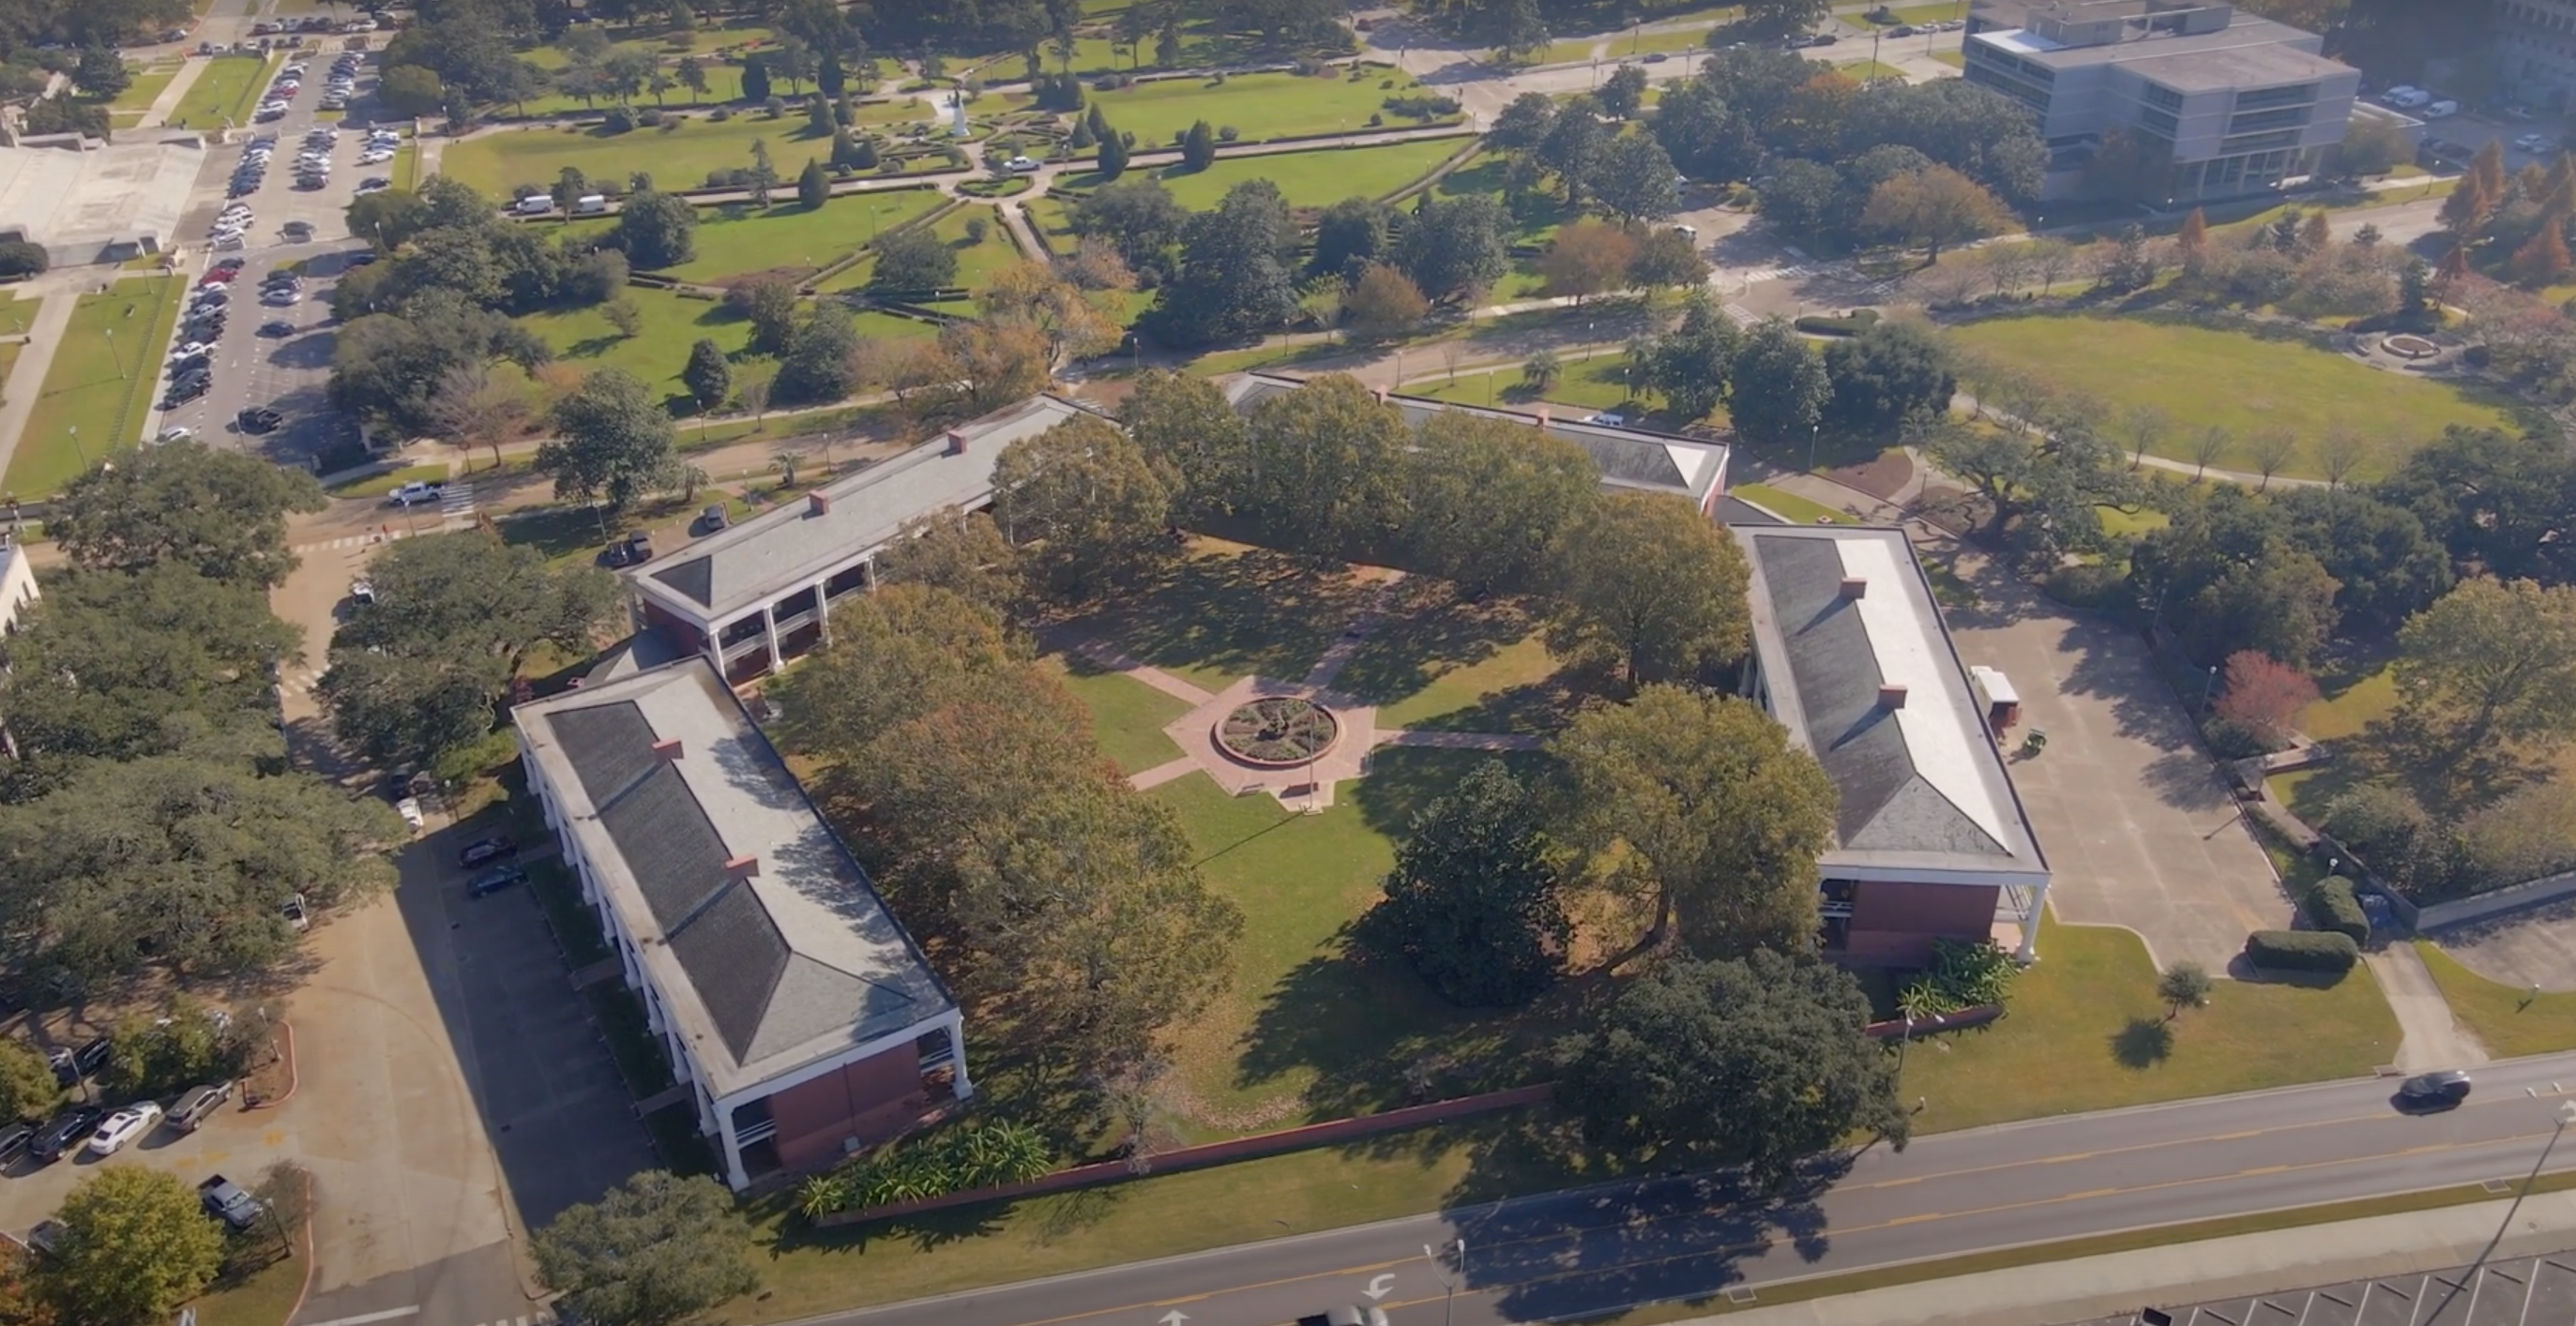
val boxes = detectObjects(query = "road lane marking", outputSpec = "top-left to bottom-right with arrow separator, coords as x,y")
2239,1164 -> 2291,1175
958,1123 -> 2576,1326
298,1308 -> 420,1326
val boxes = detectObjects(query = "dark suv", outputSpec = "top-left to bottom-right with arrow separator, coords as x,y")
29,1105 -> 104,1163
2397,1069 -> 2472,1111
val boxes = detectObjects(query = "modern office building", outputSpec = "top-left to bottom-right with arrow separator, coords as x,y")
2498,0 -> 2576,110
512,657 -> 968,1192
1730,523 -> 2053,966
1963,0 -> 2360,202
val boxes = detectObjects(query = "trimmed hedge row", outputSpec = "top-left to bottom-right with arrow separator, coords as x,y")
2244,928 -> 2358,973
2307,875 -> 2371,945
1794,309 -> 1882,337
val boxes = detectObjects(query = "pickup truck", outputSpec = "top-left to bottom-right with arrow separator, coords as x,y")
385,479 -> 447,507
199,1174 -> 265,1232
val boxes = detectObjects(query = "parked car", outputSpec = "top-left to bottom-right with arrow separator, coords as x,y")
2423,98 -> 2459,118
84,1102 -> 164,1156
281,892 -> 310,932
467,864 -> 528,897
699,504 -> 729,533
605,529 -> 653,565
45,1047 -> 73,1087
29,1106 -> 105,1164
238,406 -> 284,433
459,836 -> 519,868
2515,132 -> 2552,153
168,1082 -> 234,1134
395,796 -> 425,830
0,1123 -> 35,1168
199,1174 -> 265,1231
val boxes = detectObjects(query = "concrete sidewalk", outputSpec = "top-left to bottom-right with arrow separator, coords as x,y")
1691,1186 -> 2576,1326
134,54 -> 209,129
0,287 -> 79,487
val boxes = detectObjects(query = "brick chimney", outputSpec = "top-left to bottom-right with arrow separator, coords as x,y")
946,429 -> 969,456
651,737 -> 684,761
1878,683 -> 1908,710
723,853 -> 761,880
1536,406 -> 1551,429
809,490 -> 832,517
1840,576 -> 1869,600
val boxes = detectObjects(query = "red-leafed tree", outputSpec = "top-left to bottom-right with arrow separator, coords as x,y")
2510,223 -> 2572,288
2214,650 -> 2320,748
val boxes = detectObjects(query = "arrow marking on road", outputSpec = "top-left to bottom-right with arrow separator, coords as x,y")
1365,1273 -> 1395,1300
1159,1312 -> 1188,1326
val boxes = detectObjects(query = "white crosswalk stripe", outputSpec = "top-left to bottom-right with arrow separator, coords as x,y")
439,480 -> 477,518
276,665 -> 324,699
1723,303 -> 1757,324
465,1313 -> 553,1326
293,529 -> 421,554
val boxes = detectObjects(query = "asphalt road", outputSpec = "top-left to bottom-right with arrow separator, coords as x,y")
826,1054 -> 2576,1326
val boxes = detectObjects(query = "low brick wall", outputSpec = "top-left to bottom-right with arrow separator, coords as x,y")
2419,869 -> 2576,931
813,1082 -> 1554,1228
1865,1004 -> 2003,1039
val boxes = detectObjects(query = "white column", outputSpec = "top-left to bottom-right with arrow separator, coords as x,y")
947,1012 -> 973,1099
761,604 -> 781,675
2017,878 -> 2050,964
714,1095 -> 748,1192
811,576 -> 830,644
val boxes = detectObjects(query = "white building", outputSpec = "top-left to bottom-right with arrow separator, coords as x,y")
0,537 -> 38,636
2498,0 -> 2576,111
512,658 -> 968,1191
627,395 -> 1102,685
1964,0 -> 2360,203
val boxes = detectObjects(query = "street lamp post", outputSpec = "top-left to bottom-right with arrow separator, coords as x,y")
1808,421 -> 1820,473
1423,1239 -> 1467,1326
104,327 -> 124,380
68,426 -> 83,469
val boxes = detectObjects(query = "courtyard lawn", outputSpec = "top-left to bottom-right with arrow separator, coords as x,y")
1900,913 -> 2400,1135
1075,539 -> 1374,693
932,204 -> 1023,288
1337,578 -> 1601,733
1406,355 -> 1652,418
1146,746 -> 1538,1128
1086,69 -> 1457,148
10,276 -> 184,498
1931,48 -> 1965,67
1836,58 -> 1908,82
0,294 -> 29,336
1735,483 -> 1858,525
166,53 -> 276,130
1946,315 -> 2522,479
1055,660 -> 1189,775
2415,942 -> 2576,1058
439,113 -> 850,198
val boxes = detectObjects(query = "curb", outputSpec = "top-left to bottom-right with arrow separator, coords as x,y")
249,1019 -> 298,1109
280,1170 -> 319,1326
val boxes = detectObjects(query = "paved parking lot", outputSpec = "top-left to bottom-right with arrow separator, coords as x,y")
2067,1250 -> 2576,1326
143,39 -> 387,469
1940,553 -> 2294,972
2432,895 -> 2576,993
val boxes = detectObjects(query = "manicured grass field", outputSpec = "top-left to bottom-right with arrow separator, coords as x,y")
645,190 -> 941,283
931,203 -> 1023,289
10,276 -> 184,497
1901,913 -> 2399,1134
1836,58 -> 1908,82
519,285 -> 758,406
1931,48 -> 1965,68
167,53 -> 277,130
1866,1 -> 1973,24
0,342 -> 22,405
1946,315 -> 2520,478
1406,354 -> 1648,418
327,462 -> 450,499
191,1233 -> 307,1326
1055,661 -> 1188,774
439,113 -> 848,197
108,61 -> 184,117
0,294 -> 30,336
2415,941 -> 2576,1058
1735,483 -> 1858,525
1073,540 -> 1369,694
1059,137 -> 1465,211
1336,580 -> 1594,733
1086,69 -> 1456,148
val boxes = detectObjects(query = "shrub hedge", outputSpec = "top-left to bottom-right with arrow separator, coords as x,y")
2244,928 -> 2358,973
2308,875 -> 2371,944
1794,309 -> 1882,336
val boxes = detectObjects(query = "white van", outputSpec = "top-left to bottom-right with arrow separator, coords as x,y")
572,193 -> 609,215
513,195 -> 555,216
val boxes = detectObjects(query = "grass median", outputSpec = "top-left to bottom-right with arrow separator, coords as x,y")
167,53 -> 277,130
2414,941 -> 2576,1058
10,276 -> 184,498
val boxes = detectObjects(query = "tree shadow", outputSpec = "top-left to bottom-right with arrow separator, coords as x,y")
1057,543 -> 1371,686
2110,1016 -> 2174,1067
1332,580 -> 1538,706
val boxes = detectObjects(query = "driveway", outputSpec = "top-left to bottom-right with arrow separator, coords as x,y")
1939,553 -> 2293,972
2431,895 -> 2576,993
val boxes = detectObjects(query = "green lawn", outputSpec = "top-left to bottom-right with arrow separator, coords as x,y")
1865,1 -> 1973,24
327,462 -> 451,498
645,190 -> 941,284
0,343 -> 20,406
190,1240 -> 306,1326
1147,746 -> 1536,1126
1946,315 -> 2520,479
167,53 -> 277,130
1901,913 -> 2400,1135
440,113 -> 851,197
1836,58 -> 1908,82
1086,70 -> 1457,148
10,276 -> 184,498
0,294 -> 30,337
1073,540 -> 1371,694
108,61 -> 183,117
1337,578 -> 1600,733
1735,482 -> 1858,525
1058,137 -> 1465,212
1056,661 -> 1189,775
518,285 -> 758,407
1406,355 -> 1650,418
931,203 -> 1022,289
2415,941 -> 2576,1058
1618,24 -> 1724,55
1930,48 -> 1965,68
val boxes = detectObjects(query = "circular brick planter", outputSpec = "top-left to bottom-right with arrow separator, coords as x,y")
1216,697 -> 1339,767
2382,333 -> 2441,360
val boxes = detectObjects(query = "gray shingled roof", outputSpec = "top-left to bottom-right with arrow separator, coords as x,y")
513,660 -> 955,1095
1737,527 -> 2044,875
1223,374 -> 1731,508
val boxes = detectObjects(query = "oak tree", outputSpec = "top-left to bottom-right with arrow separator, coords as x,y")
534,1171 -> 757,1326
1553,495 -> 1751,687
